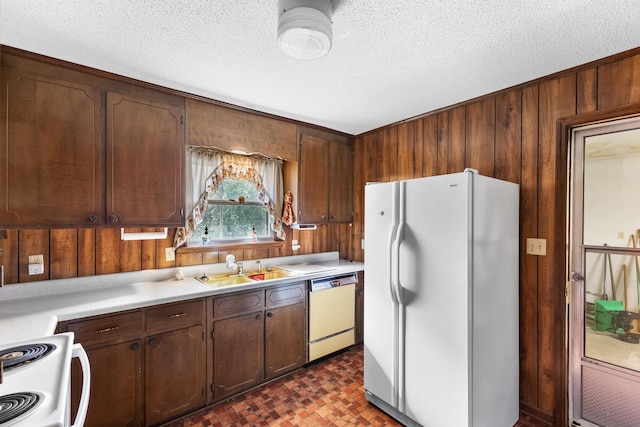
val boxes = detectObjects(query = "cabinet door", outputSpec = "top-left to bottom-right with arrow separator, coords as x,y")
213,311 -> 264,401
298,134 -> 329,223
106,91 -> 184,226
145,325 -> 206,426
0,67 -> 103,226
265,303 -> 306,379
72,340 -> 143,427
328,140 -> 354,222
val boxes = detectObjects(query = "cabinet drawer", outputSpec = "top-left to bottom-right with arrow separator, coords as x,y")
146,299 -> 204,334
67,311 -> 144,347
266,283 -> 306,308
213,290 -> 264,319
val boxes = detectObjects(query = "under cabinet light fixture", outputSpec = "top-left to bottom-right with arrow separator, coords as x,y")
121,228 -> 168,241
290,223 -> 317,230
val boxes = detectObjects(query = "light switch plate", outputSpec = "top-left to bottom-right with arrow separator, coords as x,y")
526,238 -> 546,256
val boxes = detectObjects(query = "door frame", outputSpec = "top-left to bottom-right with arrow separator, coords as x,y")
558,103 -> 640,425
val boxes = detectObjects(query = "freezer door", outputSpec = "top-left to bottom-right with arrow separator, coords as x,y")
400,173 -> 472,426
469,174 -> 520,427
364,181 -> 399,408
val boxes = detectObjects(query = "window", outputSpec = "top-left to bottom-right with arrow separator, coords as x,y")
175,147 -> 286,248
191,179 -> 271,243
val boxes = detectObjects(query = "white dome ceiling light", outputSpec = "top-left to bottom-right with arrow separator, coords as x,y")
277,0 -> 333,60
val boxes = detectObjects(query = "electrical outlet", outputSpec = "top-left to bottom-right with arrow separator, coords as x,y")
618,231 -> 625,239
526,238 -> 546,256
28,254 -> 44,265
28,263 -> 44,275
165,247 -> 175,262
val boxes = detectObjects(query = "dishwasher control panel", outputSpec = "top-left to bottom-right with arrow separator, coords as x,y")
310,273 -> 358,291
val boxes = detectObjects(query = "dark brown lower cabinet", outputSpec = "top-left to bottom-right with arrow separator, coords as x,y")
72,339 -> 143,427
213,311 -> 265,400
211,282 -> 307,403
265,303 -> 306,379
145,325 -> 206,426
64,299 -> 206,427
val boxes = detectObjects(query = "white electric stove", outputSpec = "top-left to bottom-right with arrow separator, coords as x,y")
0,332 -> 90,427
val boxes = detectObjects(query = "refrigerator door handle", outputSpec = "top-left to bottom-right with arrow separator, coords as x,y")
388,221 -> 399,304
392,181 -> 406,306
388,182 -> 401,304
392,221 -> 405,305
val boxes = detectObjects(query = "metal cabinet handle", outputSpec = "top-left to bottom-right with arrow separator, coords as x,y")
321,215 -> 327,220
255,313 -> 262,321
148,338 -> 157,346
109,215 -> 119,223
267,312 -> 274,318
95,326 -> 119,334
88,215 -> 98,222
131,342 -> 139,351
167,312 -> 186,319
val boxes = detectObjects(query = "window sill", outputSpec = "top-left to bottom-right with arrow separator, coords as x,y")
177,240 -> 286,254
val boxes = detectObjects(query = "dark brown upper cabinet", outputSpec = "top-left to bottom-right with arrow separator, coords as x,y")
0,67 -> 104,226
106,91 -> 184,226
297,128 -> 353,224
0,52 -> 185,228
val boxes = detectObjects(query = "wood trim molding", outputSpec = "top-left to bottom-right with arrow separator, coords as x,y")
359,46 -> 640,138
177,240 -> 286,254
0,45 -> 353,138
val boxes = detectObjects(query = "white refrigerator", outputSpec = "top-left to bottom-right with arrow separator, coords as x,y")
363,169 -> 519,427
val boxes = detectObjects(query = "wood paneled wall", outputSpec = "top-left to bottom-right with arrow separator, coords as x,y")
350,48 -> 640,425
0,224 -> 352,285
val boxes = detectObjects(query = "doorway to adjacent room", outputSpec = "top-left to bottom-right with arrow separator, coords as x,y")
569,117 -> 640,426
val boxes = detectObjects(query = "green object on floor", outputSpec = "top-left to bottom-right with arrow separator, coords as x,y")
594,300 -> 625,331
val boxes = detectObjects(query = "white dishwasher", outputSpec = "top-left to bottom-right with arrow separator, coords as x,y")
308,273 -> 357,362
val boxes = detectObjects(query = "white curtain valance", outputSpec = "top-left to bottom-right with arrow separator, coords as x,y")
175,146 -> 285,248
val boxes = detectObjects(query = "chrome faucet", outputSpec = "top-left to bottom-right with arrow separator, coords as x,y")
226,254 -> 237,269
226,254 -> 243,275
256,260 -> 262,273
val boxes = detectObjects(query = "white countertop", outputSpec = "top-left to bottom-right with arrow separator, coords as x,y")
0,252 -> 363,346
0,312 -> 58,344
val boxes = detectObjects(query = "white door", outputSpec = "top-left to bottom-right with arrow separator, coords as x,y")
364,181 -> 399,407
569,118 -> 640,426
400,173 -> 471,426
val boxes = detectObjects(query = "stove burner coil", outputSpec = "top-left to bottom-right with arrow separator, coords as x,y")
0,392 -> 41,425
0,343 -> 56,371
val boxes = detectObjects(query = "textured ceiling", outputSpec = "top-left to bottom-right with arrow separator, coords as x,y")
1,1 -> 640,135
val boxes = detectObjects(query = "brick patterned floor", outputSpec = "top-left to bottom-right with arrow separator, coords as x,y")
165,345 -> 397,426
164,345 -> 546,427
